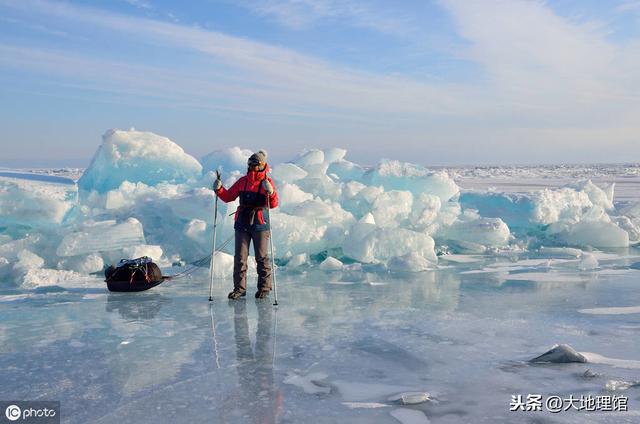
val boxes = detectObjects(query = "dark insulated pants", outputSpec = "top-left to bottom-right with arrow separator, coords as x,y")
233,229 -> 272,292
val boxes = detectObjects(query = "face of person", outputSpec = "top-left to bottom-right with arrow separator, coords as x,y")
252,163 -> 264,171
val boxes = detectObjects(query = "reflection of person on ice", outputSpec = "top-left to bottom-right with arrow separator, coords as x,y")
213,150 -> 278,300
229,300 -> 283,423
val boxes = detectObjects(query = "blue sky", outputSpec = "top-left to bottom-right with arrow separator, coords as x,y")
0,0 -> 639,167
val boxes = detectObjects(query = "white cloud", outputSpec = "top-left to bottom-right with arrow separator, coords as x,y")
440,0 -> 640,123
0,16 -> 71,38
241,0 -> 414,36
0,0 -> 487,119
123,0 -> 152,10
616,1 -> 640,12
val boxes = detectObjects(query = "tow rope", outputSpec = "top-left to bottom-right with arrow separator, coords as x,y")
165,233 -> 235,280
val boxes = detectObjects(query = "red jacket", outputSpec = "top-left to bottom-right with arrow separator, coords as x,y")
216,164 -> 278,226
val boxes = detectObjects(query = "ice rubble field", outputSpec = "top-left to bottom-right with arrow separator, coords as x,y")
2,129 -> 640,287
2,129 -> 640,423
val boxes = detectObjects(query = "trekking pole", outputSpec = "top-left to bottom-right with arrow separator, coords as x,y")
208,170 -> 221,302
266,188 -> 279,306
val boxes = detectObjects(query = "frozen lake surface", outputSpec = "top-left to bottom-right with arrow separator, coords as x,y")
0,148 -> 640,424
1,258 -> 640,423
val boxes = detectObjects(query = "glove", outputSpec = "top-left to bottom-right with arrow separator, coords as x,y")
262,179 -> 274,195
213,179 -> 222,191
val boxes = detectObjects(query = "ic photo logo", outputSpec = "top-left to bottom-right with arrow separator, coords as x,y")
1,402 -> 59,423
5,405 -> 20,421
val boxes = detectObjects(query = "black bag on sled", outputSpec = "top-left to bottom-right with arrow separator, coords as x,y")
104,256 -> 164,292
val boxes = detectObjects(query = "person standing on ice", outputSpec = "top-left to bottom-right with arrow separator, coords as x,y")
213,150 -> 278,299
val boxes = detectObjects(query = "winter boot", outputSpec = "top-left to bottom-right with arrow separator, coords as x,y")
255,289 -> 270,299
228,289 -> 246,300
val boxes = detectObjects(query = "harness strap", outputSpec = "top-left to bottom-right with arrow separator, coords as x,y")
237,174 -> 268,225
